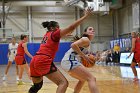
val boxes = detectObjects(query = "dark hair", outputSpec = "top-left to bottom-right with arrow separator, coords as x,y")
20,34 -> 27,40
84,26 -> 89,32
72,26 -> 94,41
73,36 -> 80,41
137,32 -> 140,37
42,21 -> 58,31
82,26 -> 90,37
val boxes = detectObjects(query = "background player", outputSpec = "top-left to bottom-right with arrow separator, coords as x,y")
15,34 -> 33,85
128,32 -> 140,81
2,37 -> 19,81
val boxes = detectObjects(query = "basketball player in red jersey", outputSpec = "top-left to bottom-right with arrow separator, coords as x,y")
128,32 -> 140,81
15,34 -> 33,85
29,8 -> 93,93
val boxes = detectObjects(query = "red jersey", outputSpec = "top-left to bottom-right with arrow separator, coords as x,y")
36,29 -> 60,59
30,29 -> 60,76
16,41 -> 25,56
135,37 -> 140,53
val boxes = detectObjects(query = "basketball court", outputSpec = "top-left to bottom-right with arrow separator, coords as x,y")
0,64 -> 140,93
0,0 -> 140,93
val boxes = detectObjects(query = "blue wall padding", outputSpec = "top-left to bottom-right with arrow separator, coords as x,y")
0,44 -> 8,65
0,42 -> 71,65
54,42 -> 71,62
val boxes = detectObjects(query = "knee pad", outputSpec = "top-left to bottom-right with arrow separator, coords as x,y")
29,80 -> 43,93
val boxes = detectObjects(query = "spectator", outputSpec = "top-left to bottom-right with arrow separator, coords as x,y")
106,50 -> 114,65
113,43 -> 120,64
124,47 -> 130,52
113,42 -> 120,52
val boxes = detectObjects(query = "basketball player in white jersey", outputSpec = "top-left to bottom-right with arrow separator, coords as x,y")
2,37 -> 19,81
61,27 -> 99,93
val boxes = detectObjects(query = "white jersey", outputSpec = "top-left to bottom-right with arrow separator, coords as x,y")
61,47 -> 89,71
61,37 -> 91,71
9,43 -> 18,56
62,47 -> 89,61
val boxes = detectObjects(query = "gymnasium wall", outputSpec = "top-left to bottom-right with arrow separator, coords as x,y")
0,42 -> 71,65
5,6 -> 76,40
81,14 -> 113,43
118,0 -> 136,35
6,2 -> 136,52
3,5 -> 114,52
118,6 -> 133,34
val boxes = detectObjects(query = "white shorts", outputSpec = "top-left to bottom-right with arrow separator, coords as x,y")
8,55 -> 15,62
61,60 -> 82,71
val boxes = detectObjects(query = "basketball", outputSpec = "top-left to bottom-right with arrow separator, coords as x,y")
81,54 -> 96,68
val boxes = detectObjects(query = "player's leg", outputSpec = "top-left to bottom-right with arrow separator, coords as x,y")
69,73 -> 85,93
69,65 -> 99,93
46,69 -> 68,93
24,63 -> 31,80
131,61 -> 138,81
2,61 -> 12,81
17,65 -> 25,85
15,64 -> 19,80
28,77 -> 43,93
14,60 -> 19,81
44,62 -> 68,93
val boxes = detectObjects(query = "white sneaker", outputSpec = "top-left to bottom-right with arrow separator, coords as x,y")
16,76 -> 19,81
2,76 -> 7,81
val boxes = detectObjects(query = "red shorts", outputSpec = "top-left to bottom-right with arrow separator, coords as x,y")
134,52 -> 140,63
15,55 -> 26,65
30,55 -> 57,77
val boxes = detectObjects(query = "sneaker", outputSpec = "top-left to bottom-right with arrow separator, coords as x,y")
133,78 -> 139,81
16,76 -> 19,81
17,80 -> 25,85
2,76 -> 6,81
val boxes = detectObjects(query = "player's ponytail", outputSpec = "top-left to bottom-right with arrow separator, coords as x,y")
42,21 -> 50,28
42,21 -> 59,31
82,26 -> 90,38
20,34 -> 27,40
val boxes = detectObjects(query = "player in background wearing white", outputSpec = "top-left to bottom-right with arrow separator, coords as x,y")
2,37 -> 19,81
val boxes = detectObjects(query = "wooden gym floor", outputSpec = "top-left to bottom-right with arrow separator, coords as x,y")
0,63 -> 140,93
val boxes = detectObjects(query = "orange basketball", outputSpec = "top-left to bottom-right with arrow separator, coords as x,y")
81,54 -> 96,68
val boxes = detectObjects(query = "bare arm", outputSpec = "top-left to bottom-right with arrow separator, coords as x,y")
7,49 -> 10,57
22,43 -> 33,58
60,7 -> 93,37
71,37 -> 89,58
128,38 -> 136,57
7,44 -> 10,57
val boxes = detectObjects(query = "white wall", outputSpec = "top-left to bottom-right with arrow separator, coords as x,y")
2,5 -> 113,51
3,6 -> 113,43
118,6 -> 133,34
81,14 -> 113,52
81,14 -> 113,43
4,6 -> 76,42
117,0 -> 137,35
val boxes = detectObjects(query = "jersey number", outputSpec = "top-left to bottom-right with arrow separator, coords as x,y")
41,36 -> 48,44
